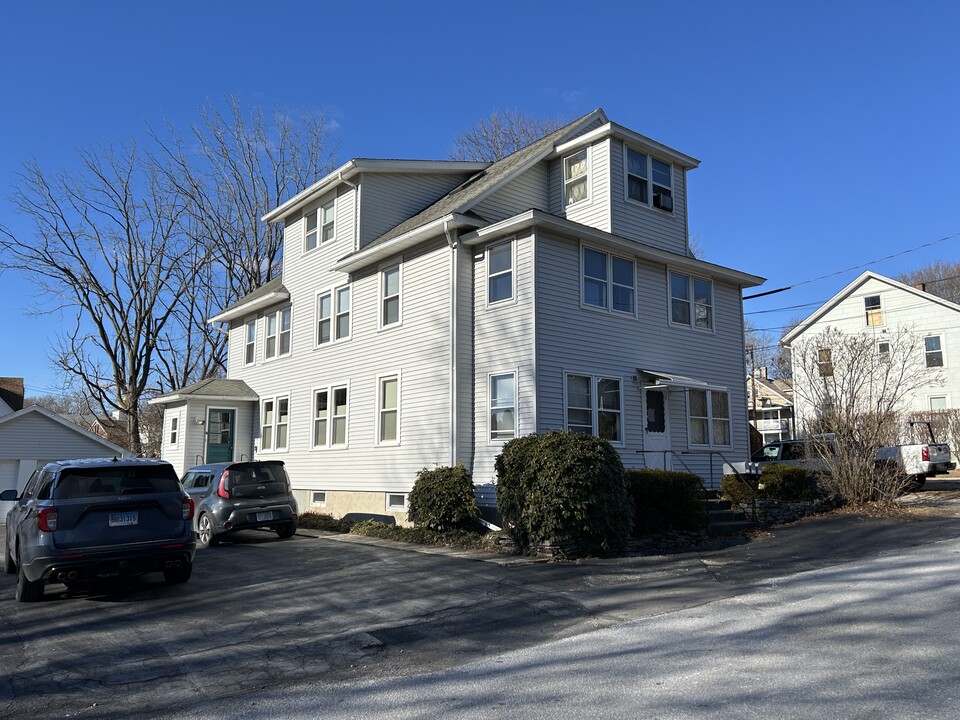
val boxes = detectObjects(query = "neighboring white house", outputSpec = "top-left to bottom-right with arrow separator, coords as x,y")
152,108 -> 765,521
747,369 -> 794,446
782,270 -> 959,427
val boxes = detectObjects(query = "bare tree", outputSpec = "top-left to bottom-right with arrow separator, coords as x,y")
449,109 -> 568,162
897,259 -> 960,305
791,326 -> 941,502
0,145 -> 201,453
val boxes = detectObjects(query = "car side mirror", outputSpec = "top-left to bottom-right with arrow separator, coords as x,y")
0,489 -> 19,502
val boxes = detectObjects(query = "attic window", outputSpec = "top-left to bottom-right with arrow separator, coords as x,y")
624,147 -> 673,212
864,295 -> 883,327
817,348 -> 834,377
564,150 -> 589,206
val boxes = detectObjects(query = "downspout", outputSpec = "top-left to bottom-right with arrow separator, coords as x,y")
338,172 -> 360,251
444,220 -> 459,468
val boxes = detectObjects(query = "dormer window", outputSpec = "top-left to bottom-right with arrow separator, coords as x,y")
305,198 -> 335,252
564,149 -> 589,206
625,147 -> 673,213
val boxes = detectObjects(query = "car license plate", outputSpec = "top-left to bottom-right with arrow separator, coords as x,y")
256,511 -> 273,522
109,511 -> 138,527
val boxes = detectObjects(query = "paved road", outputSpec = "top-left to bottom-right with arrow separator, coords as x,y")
2,485 -> 960,719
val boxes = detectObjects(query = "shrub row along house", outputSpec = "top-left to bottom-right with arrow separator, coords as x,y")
152,109 -> 764,521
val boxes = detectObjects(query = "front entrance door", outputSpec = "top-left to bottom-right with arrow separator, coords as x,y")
643,388 -> 671,470
206,409 -> 235,463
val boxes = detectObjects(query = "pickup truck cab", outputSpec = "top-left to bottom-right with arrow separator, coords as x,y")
874,421 -> 953,483
723,437 -> 835,477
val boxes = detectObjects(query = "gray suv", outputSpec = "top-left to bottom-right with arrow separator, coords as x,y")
180,461 -> 298,547
2,458 -> 196,602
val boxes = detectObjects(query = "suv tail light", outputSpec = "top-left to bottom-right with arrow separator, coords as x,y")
217,471 -> 230,499
37,507 -> 58,532
182,496 -> 195,521
922,446 -> 930,462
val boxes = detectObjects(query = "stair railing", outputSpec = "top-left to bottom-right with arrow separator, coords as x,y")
680,449 -> 758,523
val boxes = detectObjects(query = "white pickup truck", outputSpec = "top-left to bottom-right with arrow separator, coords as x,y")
722,437 -> 833,478
874,421 -> 953,485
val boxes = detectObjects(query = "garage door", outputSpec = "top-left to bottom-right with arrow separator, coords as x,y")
0,460 -> 18,517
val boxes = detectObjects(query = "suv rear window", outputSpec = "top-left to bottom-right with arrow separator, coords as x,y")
54,466 -> 182,499
223,463 -> 289,498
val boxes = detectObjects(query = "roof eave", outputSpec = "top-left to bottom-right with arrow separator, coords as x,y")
551,123 -> 701,169
332,213 -> 487,274
208,290 -> 291,324
461,210 -> 764,287
148,392 -> 259,405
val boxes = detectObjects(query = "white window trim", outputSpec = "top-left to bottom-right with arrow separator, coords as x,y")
311,491 -> 327,508
243,318 -> 257,366
264,306 -> 293,360
623,145 -> 675,215
562,372 -> 625,447
486,239 -> 516,306
580,244 -> 636,316
668,269 -> 714,333
310,382 -> 350,450
379,261 -> 403,330
928,394 -> 950,411
259,395 -> 290,454
376,373 -> 401,446
863,293 -> 885,328
315,284 -> 351,347
686,388 -> 732,449
563,147 -> 591,208
924,333 -> 946,369
386,493 -> 408,512
169,414 -> 180,448
330,383 -> 350,449
488,370 -> 518,444
303,195 -> 336,254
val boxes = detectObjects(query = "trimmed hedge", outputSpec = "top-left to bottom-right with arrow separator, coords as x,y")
495,431 -> 633,553
721,464 -> 815,505
407,464 -> 479,531
625,469 -> 707,535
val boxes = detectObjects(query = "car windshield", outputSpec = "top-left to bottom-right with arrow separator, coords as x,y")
752,445 -> 781,461
54,466 -> 181,499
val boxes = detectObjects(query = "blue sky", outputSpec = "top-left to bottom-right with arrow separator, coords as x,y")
1,0 -> 959,395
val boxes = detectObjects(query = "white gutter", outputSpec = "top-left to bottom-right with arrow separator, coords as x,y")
444,220 -> 459,467
208,289 -> 291,324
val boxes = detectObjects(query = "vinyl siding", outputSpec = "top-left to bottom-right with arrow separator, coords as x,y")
790,277 -> 960,424
358,172 -> 477,248
609,138 -> 688,255
471,164 -> 550,222
0,413 -> 121,461
227,236 -> 455,495
472,231 -> 537,498
534,231 -> 750,489
550,139 -> 612,232
456,243 -> 475,467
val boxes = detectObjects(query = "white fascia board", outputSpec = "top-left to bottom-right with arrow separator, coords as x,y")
148,393 -> 259,405
551,123 -> 700,169
461,210 -> 764,288
332,213 -> 487,274
261,159 -> 490,224
207,290 -> 290,325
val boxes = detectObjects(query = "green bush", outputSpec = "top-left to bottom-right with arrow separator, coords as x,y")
348,519 -> 489,550
721,465 -> 815,505
625,469 -> 707,535
721,473 -> 761,506
760,464 -> 815,501
495,431 -> 633,553
298,512 -> 353,532
407,464 -> 479,531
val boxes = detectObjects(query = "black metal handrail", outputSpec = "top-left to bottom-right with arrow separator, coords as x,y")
681,449 -> 758,523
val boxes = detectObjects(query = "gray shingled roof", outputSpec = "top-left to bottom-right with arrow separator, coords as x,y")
362,109 -> 607,251
0,377 -> 24,411
152,378 -> 258,403
212,275 -> 287,321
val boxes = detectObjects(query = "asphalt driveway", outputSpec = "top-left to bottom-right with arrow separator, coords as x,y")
3,480 -> 960,719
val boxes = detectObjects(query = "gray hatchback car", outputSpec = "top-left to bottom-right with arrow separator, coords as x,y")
180,461 -> 298,547
2,457 -> 196,602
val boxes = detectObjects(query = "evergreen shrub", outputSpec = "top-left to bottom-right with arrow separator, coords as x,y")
625,469 -> 707,535
407,463 -> 479,531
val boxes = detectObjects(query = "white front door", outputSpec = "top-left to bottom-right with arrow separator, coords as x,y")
643,388 -> 671,470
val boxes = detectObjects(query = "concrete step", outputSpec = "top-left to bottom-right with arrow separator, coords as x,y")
707,497 -> 756,537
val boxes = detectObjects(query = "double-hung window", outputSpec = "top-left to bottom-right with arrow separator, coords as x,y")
265,307 -> 292,359
318,286 -> 351,345
261,397 -> 289,452
378,376 -> 399,444
583,248 -> 635,314
688,389 -> 731,447
925,335 -> 944,368
244,320 -> 256,365
564,149 -> 589,206
670,272 -> 713,330
490,373 -> 516,441
381,265 -> 401,327
313,385 -> 348,447
305,199 -> 335,252
625,148 -> 673,212
169,416 -> 179,446
864,295 -> 883,327
818,348 -> 834,376
565,374 -> 623,443
488,241 -> 513,303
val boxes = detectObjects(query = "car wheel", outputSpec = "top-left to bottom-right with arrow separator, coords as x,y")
4,545 -> 15,575
15,547 -> 43,602
197,514 -> 219,548
276,522 -> 297,539
163,563 -> 192,585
